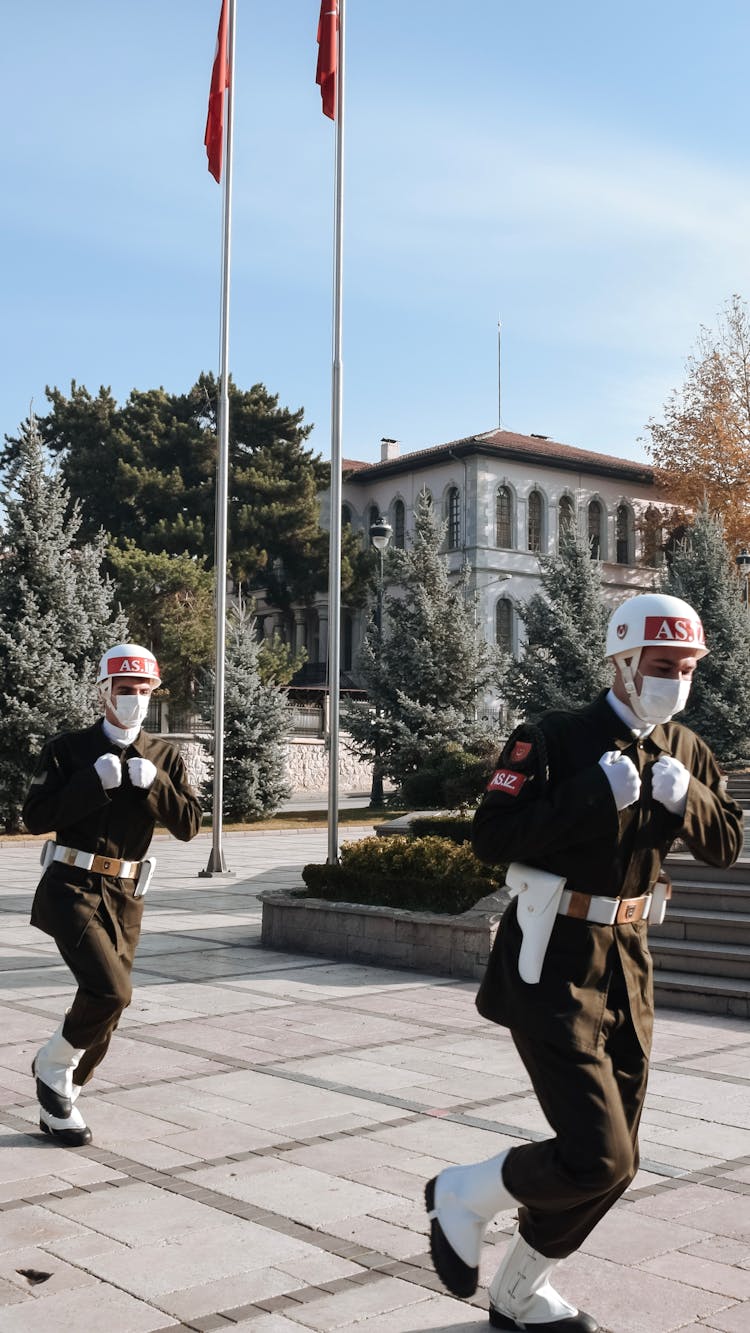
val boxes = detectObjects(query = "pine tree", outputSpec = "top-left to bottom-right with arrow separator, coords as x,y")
0,418 -> 128,831
344,490 -> 502,797
662,505 -> 750,759
201,602 -> 290,822
506,525 -> 611,718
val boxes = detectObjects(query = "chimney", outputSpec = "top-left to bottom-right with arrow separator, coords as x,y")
380,437 -> 400,462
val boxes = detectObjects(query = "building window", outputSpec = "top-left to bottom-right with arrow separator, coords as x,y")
496,486 -> 513,548
368,504 -> 380,533
496,598 -> 513,653
642,504 -> 665,567
528,490 -> 543,552
447,487 -> 460,550
616,503 -> 632,564
558,494 -> 575,542
588,499 -> 603,560
393,499 -> 405,549
342,613 -> 353,672
341,504 -> 352,527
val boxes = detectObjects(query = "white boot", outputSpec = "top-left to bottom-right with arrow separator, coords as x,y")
39,1103 -> 92,1148
33,1020 -> 86,1119
426,1150 -> 515,1297
489,1228 -> 598,1331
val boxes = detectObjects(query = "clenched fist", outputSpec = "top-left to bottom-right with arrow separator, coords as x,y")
94,753 -> 122,791
127,757 -> 157,789
598,751 -> 641,811
652,754 -> 690,816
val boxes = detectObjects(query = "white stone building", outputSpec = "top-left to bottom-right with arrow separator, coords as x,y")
298,427 -> 664,673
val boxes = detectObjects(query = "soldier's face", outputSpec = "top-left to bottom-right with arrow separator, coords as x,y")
636,646 -> 699,685
105,677 -> 155,727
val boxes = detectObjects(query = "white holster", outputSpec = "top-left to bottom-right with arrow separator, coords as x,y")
505,863 -> 567,984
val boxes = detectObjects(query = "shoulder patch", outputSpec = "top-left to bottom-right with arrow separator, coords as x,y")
510,740 -> 532,763
487,768 -> 527,796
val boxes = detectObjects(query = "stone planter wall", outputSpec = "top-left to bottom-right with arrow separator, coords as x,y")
260,887 -> 509,979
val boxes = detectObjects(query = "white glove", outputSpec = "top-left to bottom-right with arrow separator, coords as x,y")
652,754 -> 690,816
598,751 -> 641,811
94,753 -> 122,791
127,757 -> 158,789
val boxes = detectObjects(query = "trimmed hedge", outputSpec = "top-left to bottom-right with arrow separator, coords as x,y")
408,816 -> 474,844
302,834 -> 506,914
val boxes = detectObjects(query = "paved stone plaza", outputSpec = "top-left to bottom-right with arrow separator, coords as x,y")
0,828 -> 749,1332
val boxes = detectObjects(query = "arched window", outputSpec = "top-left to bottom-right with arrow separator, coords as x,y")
447,487 -> 460,550
368,503 -> 380,533
642,505 -> 665,568
341,504 -> 352,527
393,498 -> 405,549
558,494 -> 575,542
528,491 -> 543,553
496,486 -> 513,548
342,613 -> 353,672
496,598 -> 513,653
616,504 -> 632,564
588,499 -> 603,560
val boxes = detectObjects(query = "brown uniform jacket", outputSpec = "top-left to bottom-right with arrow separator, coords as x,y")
473,692 -> 742,1054
23,722 -> 202,945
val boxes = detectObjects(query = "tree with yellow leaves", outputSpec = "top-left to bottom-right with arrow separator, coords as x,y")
645,295 -> 750,552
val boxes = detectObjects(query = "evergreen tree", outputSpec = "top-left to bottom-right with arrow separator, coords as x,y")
2,377 -> 369,609
0,418 -> 127,831
506,525 -> 611,718
344,490 -> 502,797
106,542 -> 215,713
200,602 -> 290,822
662,505 -> 750,759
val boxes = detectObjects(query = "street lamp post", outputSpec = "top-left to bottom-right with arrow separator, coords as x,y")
736,550 -> 750,608
369,516 -> 392,808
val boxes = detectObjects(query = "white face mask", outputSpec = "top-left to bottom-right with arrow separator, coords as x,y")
112,692 -> 151,729
632,675 -> 691,724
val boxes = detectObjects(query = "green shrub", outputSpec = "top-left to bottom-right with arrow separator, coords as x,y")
399,743 -> 494,810
301,835 -> 506,914
408,816 -> 474,843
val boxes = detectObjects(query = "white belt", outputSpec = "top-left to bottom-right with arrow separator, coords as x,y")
52,844 -> 140,880
558,889 -> 652,926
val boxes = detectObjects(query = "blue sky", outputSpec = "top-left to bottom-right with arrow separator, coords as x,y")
2,1 -> 749,467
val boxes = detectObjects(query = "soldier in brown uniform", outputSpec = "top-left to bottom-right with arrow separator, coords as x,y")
24,644 -> 202,1147
425,594 -> 743,1332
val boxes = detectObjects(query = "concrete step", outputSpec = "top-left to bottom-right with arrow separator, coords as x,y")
653,906 -> 750,947
649,935 -> 750,980
654,967 -> 750,1018
665,881 -> 750,914
665,855 -> 750,886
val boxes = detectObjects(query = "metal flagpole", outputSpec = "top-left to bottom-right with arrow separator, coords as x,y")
202,0 -> 236,877
326,0 -> 346,865
497,316 -> 502,429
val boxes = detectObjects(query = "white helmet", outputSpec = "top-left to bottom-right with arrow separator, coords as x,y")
97,643 -> 160,703
606,594 -> 707,665
606,594 -> 707,722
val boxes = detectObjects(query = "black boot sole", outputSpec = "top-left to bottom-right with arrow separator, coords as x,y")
31,1058 -> 72,1119
490,1302 -> 599,1331
424,1176 -> 479,1299
39,1118 -> 92,1148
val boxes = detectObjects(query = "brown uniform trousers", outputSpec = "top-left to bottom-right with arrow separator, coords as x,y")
24,721 -> 202,1084
473,691 -> 742,1259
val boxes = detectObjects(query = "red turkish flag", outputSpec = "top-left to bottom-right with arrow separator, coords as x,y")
316,1 -> 339,119
204,0 -> 229,181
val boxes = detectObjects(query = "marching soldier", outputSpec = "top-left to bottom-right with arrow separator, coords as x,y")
425,594 -> 743,1331
24,644 -> 202,1147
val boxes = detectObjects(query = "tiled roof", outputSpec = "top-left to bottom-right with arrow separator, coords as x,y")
343,429 -> 654,484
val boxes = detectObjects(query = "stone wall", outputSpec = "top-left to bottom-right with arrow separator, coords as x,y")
166,733 -> 372,796
282,736 -> 372,794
